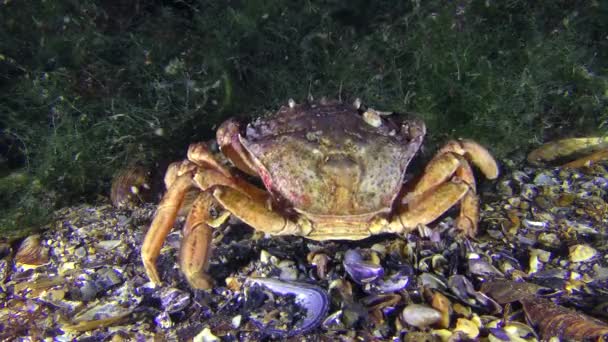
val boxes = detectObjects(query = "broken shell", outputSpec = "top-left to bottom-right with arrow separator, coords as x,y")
454,317 -> 480,339
363,264 -> 413,294
468,255 -> 504,279
343,249 -> 384,284
110,164 -> 151,209
15,235 -> 49,266
244,277 -> 329,336
160,287 -> 191,313
308,252 -> 330,280
431,291 -> 452,329
63,302 -> 133,332
419,272 -> 448,291
569,244 -> 597,263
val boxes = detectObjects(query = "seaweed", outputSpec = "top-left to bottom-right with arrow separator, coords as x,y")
1,0 -> 607,237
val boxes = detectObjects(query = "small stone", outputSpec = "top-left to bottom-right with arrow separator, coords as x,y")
569,244 -> 597,262
193,327 -> 220,342
231,315 -> 242,328
401,304 -> 442,328
74,247 -> 87,258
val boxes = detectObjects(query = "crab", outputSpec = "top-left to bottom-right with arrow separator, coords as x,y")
141,99 -> 499,289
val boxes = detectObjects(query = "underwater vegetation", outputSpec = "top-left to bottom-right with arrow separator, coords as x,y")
1,0 -> 607,237
1,2 -> 608,339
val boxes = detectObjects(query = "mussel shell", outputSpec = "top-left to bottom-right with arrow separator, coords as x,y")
244,277 -> 329,336
343,249 -> 384,284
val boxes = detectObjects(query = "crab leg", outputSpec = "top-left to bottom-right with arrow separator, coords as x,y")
404,152 -> 463,205
179,192 -> 220,289
396,140 -> 498,237
216,119 -> 260,176
388,181 -> 470,233
436,140 -> 499,179
186,141 -> 268,202
192,169 -> 268,203
455,191 -> 480,236
212,186 -> 308,236
187,142 -> 232,177
142,173 -> 194,286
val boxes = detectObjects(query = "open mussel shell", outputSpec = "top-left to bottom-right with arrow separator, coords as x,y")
343,249 -> 384,284
244,277 -> 329,337
448,275 -> 502,314
363,265 -> 413,294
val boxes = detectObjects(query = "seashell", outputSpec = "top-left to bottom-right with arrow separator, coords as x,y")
522,296 -> 608,340
488,327 -> 511,341
533,172 -> 559,186
503,321 -> 537,339
564,220 -> 599,235
0,258 -> 10,284
454,317 -> 480,339
363,266 -> 413,294
343,249 -> 384,284
110,164 -> 151,209
15,235 -> 49,266
512,170 -> 530,183
231,314 -> 242,328
62,302 -> 133,332
569,244 -> 597,263
96,240 -> 123,250
321,310 -> 346,331
430,291 -> 451,329
521,219 -> 548,231
95,267 -> 123,290
155,311 -> 173,329
520,183 -> 538,200
160,287 -> 191,313
448,275 -> 502,313
400,304 -> 442,328
497,180 -> 514,197
361,293 -> 401,315
244,277 -> 329,336
419,273 -> 448,291
467,255 -> 504,278
307,252 -> 330,280
278,260 -> 299,281
537,232 -> 560,248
